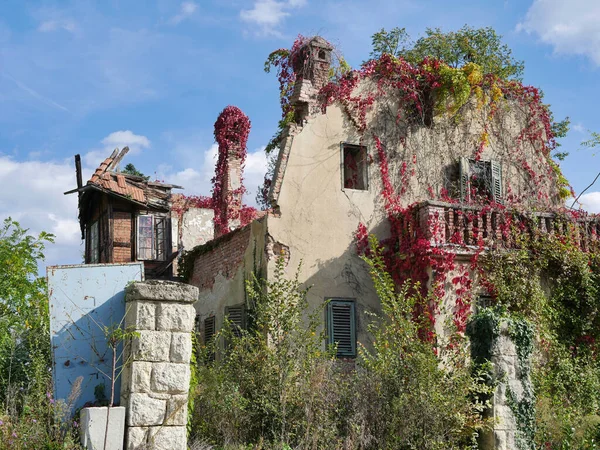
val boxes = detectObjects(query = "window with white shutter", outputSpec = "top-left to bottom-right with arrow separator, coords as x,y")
459,158 -> 503,204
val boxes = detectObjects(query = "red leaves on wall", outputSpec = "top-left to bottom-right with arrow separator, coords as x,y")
212,106 -> 254,235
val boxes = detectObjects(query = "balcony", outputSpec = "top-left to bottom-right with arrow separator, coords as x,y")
396,201 -> 600,252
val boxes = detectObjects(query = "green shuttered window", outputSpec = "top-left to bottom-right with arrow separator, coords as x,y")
327,299 -> 356,357
225,304 -> 246,338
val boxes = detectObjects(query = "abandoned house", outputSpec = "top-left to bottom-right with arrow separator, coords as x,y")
66,36 -> 596,358
65,148 -> 222,280
62,34 -> 600,449
180,36 -> 586,357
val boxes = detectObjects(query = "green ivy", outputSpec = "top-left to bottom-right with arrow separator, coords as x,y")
479,233 -> 600,447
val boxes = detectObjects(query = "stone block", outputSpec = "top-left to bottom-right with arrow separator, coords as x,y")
132,331 -> 170,362
165,395 -> 188,426
157,303 -> 195,332
130,361 -> 152,393
125,301 -> 156,330
126,427 -> 148,450
128,393 -> 166,427
151,363 -> 190,394
494,404 -> 516,430
147,426 -> 186,450
170,332 -> 192,363
80,406 -> 125,450
126,280 -> 198,303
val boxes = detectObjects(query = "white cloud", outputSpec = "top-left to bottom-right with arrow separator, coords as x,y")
84,130 -> 151,168
240,0 -> 306,35
0,156 -> 82,268
517,0 -> 600,65
101,130 -> 151,154
156,144 -> 268,207
573,123 -> 586,133
576,191 -> 600,213
38,19 -> 76,33
169,2 -> 198,25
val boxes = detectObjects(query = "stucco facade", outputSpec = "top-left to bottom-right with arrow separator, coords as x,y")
186,37 -> 569,353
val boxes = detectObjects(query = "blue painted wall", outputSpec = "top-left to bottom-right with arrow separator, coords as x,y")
47,263 -> 143,412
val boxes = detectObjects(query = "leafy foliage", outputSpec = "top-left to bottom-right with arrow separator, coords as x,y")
479,234 -> 600,448
190,256 -> 340,447
121,163 -> 149,180
371,25 -> 524,81
356,236 -> 490,449
0,218 -> 54,408
190,242 -> 490,449
0,218 -> 81,448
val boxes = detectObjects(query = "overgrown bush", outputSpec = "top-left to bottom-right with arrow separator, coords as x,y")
190,238 -> 488,449
0,218 -> 81,449
480,234 -> 600,448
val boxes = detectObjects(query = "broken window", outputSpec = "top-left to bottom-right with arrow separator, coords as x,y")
460,157 -> 502,203
342,143 -> 368,190
136,214 -> 170,261
89,220 -> 99,264
326,299 -> 356,357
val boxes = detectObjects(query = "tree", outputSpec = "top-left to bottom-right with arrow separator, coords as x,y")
371,25 -> 525,81
0,218 -> 54,409
121,163 -> 149,180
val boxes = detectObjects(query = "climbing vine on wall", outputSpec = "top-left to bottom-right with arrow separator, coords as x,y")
320,48 -> 579,346
212,105 -> 255,236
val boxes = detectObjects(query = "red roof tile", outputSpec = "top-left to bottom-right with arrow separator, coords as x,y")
87,154 -> 146,203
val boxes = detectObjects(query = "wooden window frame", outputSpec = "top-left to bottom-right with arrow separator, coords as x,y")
136,214 -> 170,261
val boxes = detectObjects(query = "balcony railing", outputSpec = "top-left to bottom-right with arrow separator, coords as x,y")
396,201 -> 600,252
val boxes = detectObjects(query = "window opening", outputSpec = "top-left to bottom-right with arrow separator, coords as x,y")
137,215 -> 154,260
89,220 -> 99,264
460,158 -> 502,203
342,144 -> 368,190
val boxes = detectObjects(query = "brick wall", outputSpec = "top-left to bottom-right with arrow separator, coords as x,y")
114,212 -> 132,263
189,225 -> 252,291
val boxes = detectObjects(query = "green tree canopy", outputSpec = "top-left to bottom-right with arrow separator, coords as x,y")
370,25 -> 525,80
121,163 -> 149,180
0,218 -> 54,407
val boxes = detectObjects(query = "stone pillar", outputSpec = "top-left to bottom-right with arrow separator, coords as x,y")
121,280 -> 198,450
470,318 -> 534,450
490,322 -> 527,450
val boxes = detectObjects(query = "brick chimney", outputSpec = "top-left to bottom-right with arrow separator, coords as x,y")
212,106 -> 251,238
290,36 -> 333,123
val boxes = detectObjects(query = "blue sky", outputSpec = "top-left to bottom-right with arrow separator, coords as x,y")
1,0 -> 599,268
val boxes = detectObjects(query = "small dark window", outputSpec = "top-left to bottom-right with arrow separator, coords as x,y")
89,220 -> 99,263
204,316 -> 216,344
155,217 -> 168,261
342,144 -> 368,190
318,49 -> 326,60
460,158 -> 502,203
326,299 -> 356,357
203,316 -> 216,361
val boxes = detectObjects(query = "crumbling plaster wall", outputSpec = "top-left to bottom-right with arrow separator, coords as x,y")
180,208 -> 214,251
268,94 -> 561,346
191,218 -> 267,334
363,87 -> 563,208
267,104 -> 385,345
